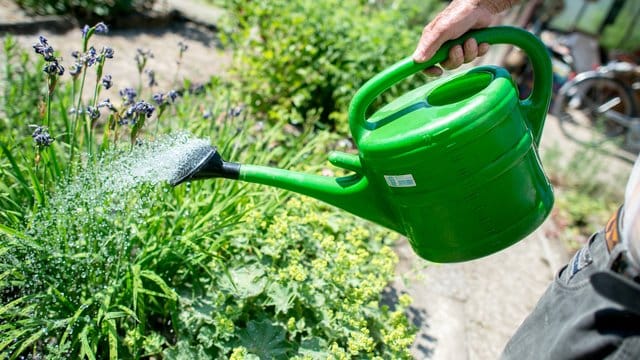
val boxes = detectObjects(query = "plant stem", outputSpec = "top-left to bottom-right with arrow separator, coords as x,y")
69,78 -> 78,167
45,78 -> 53,128
73,65 -> 89,157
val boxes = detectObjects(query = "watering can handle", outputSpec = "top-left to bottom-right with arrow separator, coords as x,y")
348,26 -> 552,145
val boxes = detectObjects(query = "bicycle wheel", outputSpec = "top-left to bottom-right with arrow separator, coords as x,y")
554,74 -> 636,147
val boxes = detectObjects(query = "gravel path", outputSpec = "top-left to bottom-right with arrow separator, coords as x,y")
1,0 -> 231,98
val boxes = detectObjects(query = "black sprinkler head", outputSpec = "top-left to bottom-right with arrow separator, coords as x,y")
169,145 -> 240,186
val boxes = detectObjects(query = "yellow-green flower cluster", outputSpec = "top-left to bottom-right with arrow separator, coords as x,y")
280,261 -> 308,282
347,327 -> 375,355
227,195 -> 415,358
381,309 -> 416,356
214,314 -> 235,337
229,346 -> 248,360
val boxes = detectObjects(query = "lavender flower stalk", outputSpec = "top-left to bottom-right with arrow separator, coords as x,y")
31,125 -> 55,148
71,22 -> 111,163
32,35 -> 63,127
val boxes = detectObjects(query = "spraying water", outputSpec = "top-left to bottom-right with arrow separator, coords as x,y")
102,133 -> 213,192
2,132 -> 212,313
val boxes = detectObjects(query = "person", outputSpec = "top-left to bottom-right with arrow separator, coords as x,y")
413,0 -> 640,358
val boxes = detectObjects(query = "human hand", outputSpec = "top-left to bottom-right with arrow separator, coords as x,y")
413,0 -> 514,76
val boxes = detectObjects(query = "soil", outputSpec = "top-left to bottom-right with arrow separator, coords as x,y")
1,1 -> 637,359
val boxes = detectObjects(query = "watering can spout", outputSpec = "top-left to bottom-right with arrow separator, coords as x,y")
169,145 -> 402,233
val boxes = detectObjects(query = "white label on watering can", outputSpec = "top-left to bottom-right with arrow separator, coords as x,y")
384,174 -> 416,188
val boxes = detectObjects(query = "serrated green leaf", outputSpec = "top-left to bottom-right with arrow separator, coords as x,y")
220,263 -> 267,299
266,282 -> 294,314
163,340 -> 210,360
298,337 -> 329,359
196,325 -> 216,348
235,319 -> 291,359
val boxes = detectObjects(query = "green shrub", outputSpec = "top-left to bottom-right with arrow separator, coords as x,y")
1,19 -> 415,359
218,0 -> 443,133
14,0 -> 156,22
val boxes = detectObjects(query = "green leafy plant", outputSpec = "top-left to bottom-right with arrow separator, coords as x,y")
218,0 -> 443,133
1,11 -> 416,358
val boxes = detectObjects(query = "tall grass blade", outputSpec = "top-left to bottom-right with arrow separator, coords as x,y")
104,319 -> 118,360
0,141 -> 29,190
79,325 -> 97,360
140,270 -> 177,300
10,328 -> 44,360
0,223 -> 26,240
0,328 -> 28,354
28,169 -> 44,206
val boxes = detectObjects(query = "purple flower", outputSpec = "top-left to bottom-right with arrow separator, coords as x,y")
71,50 -> 81,59
119,87 -> 137,105
86,106 -> 100,120
43,61 -> 64,76
101,74 -> 113,90
145,69 -> 157,87
131,101 -> 155,118
168,90 -> 179,103
152,92 -> 164,105
31,126 -> 55,147
69,63 -> 82,77
125,101 -> 155,120
94,22 -> 108,34
33,36 -> 55,62
98,98 -> 117,112
152,90 -> 179,106
101,47 -> 114,59
228,105 -> 244,118
85,46 -> 98,67
81,25 -> 90,38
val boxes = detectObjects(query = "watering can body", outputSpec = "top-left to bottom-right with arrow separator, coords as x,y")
347,66 -> 552,262
338,26 -> 554,262
192,26 -> 554,263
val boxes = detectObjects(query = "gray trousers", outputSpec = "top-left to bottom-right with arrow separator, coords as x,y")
502,231 -> 640,359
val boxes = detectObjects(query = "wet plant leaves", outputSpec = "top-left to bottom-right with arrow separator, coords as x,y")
220,263 -> 267,299
299,337 -> 329,359
163,340 -> 209,360
196,325 -> 216,349
235,319 -> 291,359
266,282 -> 294,314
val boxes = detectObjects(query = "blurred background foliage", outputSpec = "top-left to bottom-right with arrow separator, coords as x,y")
213,0 -> 443,134
14,0 -> 157,23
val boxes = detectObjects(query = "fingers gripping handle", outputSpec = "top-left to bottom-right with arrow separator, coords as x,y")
348,26 -> 552,145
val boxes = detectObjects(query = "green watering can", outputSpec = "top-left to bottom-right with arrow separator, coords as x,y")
171,26 -> 554,263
